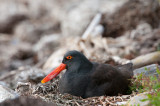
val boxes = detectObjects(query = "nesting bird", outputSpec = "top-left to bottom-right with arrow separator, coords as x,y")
41,50 -> 133,98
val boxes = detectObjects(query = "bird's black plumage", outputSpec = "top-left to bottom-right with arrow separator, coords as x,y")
59,50 -> 133,98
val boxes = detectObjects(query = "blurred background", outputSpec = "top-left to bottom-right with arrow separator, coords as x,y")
0,0 -> 160,75
0,0 -> 160,78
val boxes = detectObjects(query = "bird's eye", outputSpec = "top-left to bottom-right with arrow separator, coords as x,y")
66,56 -> 73,60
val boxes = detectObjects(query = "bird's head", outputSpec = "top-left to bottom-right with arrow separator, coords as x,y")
62,50 -> 90,70
41,50 -> 91,83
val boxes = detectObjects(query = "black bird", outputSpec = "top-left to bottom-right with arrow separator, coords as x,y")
41,50 -> 133,98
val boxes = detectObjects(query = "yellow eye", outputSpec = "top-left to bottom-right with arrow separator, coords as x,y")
66,56 -> 72,60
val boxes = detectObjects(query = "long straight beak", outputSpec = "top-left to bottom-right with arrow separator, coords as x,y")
41,63 -> 66,83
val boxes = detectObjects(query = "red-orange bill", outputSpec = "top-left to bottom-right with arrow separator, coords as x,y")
41,63 -> 66,83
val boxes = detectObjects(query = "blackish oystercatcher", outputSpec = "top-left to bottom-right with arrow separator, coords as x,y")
41,50 -> 133,98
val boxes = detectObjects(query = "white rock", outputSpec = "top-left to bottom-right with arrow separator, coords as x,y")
15,68 -> 45,83
0,85 -> 19,103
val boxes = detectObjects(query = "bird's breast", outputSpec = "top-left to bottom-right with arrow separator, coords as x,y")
59,71 -> 91,97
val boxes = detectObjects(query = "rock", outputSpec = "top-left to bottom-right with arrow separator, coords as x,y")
0,85 -> 19,103
15,67 -> 45,83
0,67 -> 45,89
102,0 -> 160,37
127,93 -> 150,106
133,64 -> 160,77
0,97 -> 55,106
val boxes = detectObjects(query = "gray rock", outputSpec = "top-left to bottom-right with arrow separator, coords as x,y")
134,64 -> 160,77
0,85 -> 19,103
1,67 -> 46,89
15,67 -> 45,83
127,93 -> 150,106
